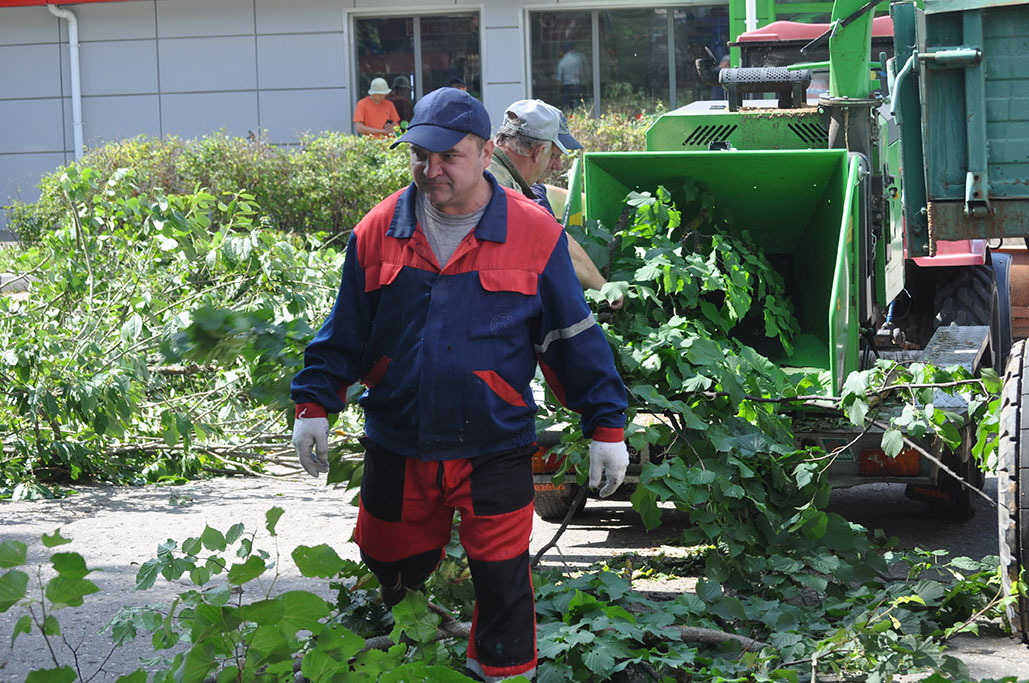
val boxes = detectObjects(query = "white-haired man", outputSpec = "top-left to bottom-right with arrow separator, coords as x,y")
489,99 -> 620,308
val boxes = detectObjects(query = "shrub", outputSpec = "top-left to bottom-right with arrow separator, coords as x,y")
3,132 -> 411,244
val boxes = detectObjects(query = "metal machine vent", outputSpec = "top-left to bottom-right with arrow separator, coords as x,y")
788,121 -> 828,146
683,124 -> 738,148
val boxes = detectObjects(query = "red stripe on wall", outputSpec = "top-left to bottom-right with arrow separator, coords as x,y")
0,0 -> 133,7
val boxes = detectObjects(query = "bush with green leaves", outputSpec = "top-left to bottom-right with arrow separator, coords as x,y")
0,510 -> 489,682
3,132 -> 411,244
0,166 -> 346,498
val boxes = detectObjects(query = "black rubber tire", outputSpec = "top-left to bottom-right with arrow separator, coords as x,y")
927,435 -> 984,521
933,265 -> 1003,374
533,477 -> 586,521
998,339 -> 1029,642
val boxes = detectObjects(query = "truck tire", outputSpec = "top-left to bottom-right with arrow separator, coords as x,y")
926,436 -> 984,521
933,265 -> 1003,374
533,475 -> 586,521
998,339 -> 1029,642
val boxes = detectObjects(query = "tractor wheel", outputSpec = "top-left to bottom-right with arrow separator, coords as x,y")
926,434 -> 984,521
933,265 -> 1003,374
533,475 -> 586,521
998,339 -> 1029,642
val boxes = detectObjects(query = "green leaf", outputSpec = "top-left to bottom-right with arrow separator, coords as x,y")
278,590 -> 332,635
200,525 -> 226,552
696,579 -> 722,603
51,552 -> 89,579
115,671 -> 149,683
292,544 -> 346,578
43,614 -> 60,636
25,667 -> 77,683
42,529 -> 72,548
120,313 -> 143,343
265,506 -> 285,536
301,648 -> 346,680
881,429 -> 904,458
630,482 -> 662,530
237,598 -> 286,626
226,555 -> 266,585
848,398 -> 869,427
46,576 -> 100,608
390,591 -> 440,644
582,646 -> 618,677
225,523 -> 245,545
0,569 -> 29,612
11,614 -> 31,645
181,537 -> 202,556
0,540 -> 27,568
135,558 -> 161,590
802,511 -> 829,541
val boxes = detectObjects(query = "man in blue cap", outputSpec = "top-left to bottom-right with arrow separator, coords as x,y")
290,87 -> 628,682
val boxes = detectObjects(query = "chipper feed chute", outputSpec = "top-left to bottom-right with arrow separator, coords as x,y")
582,148 -> 864,393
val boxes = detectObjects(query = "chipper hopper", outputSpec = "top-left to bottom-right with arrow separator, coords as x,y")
582,148 -> 863,394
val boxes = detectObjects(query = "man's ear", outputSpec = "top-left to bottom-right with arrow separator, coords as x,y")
481,139 -> 495,169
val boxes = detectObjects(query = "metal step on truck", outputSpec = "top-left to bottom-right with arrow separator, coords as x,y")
534,0 -> 1029,642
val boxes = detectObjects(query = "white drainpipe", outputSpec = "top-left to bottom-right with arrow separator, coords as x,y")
745,0 -> 758,32
48,4 -> 84,161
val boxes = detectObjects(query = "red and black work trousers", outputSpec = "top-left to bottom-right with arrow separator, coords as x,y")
354,438 -> 537,682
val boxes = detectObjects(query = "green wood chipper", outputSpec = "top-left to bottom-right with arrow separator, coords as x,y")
553,0 -> 1029,640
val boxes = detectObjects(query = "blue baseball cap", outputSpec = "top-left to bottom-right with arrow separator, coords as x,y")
391,88 -> 491,152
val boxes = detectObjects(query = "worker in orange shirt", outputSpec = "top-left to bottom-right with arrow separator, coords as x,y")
354,77 -> 401,137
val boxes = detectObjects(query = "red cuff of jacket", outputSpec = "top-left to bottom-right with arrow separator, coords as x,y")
295,403 -> 328,419
591,426 -> 624,443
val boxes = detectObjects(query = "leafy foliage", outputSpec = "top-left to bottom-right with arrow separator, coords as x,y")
1,516 -> 486,682
0,167 -> 345,497
0,148 -> 1012,681
4,132 -> 411,243
544,185 -> 1007,679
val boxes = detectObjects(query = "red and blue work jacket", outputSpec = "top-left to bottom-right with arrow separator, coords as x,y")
290,173 -> 626,460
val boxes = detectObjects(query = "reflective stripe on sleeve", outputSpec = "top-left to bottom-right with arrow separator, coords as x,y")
534,313 -> 596,354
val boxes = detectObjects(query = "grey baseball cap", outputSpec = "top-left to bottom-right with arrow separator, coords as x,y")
500,99 -> 582,153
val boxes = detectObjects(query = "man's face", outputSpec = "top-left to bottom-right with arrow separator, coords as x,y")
411,134 -> 494,215
526,142 -> 563,184
370,93 -> 386,104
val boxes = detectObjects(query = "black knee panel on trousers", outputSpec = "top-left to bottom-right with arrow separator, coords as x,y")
361,546 -> 444,607
468,552 -> 535,669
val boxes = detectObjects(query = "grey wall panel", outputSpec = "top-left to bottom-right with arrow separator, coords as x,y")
0,153 -> 68,223
0,44 -> 63,99
63,41 -> 159,97
0,8 -> 58,46
483,83 -> 526,134
259,89 -> 349,142
161,91 -> 258,139
158,36 -> 257,92
156,0 -> 256,38
483,27 -> 522,85
256,0 -> 344,34
59,1 -> 157,42
0,100 -> 65,153
353,0 -> 419,8
257,34 -> 345,90
77,95 -> 162,144
482,0 -> 521,27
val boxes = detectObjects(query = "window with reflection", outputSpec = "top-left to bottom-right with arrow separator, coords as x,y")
354,13 -> 480,127
530,6 -> 730,116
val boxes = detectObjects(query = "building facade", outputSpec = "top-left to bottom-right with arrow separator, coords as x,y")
0,0 -> 731,231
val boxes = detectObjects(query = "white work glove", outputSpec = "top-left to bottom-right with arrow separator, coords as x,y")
292,416 -> 330,477
588,439 -> 629,498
